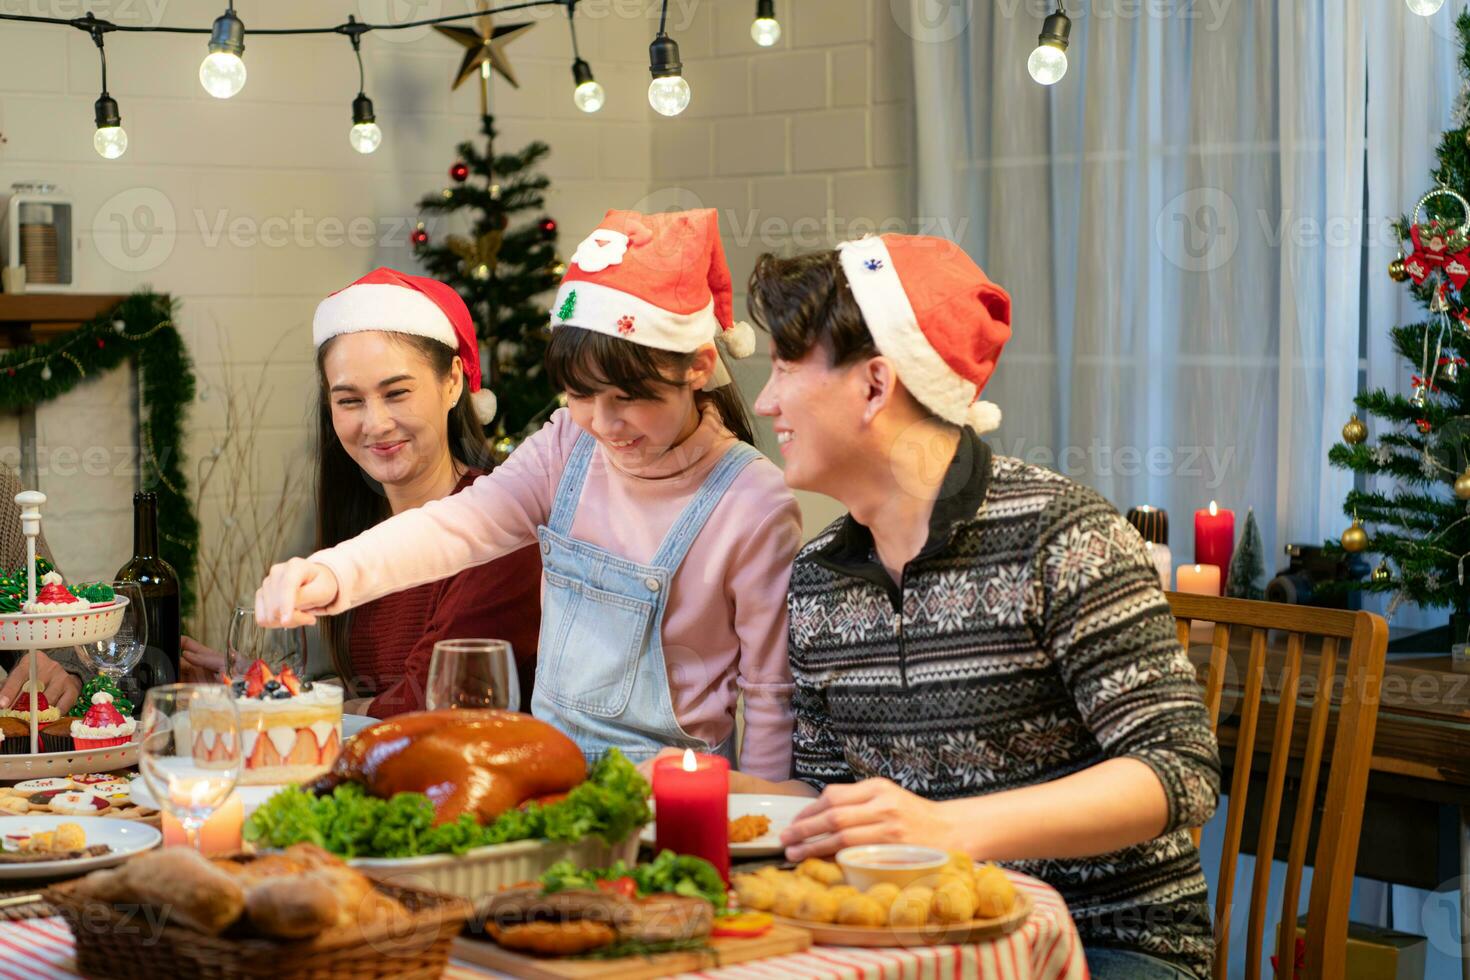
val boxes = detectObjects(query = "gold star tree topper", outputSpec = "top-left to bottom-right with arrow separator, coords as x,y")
436,4 -> 534,115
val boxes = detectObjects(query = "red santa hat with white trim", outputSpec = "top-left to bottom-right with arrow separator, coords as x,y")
311,267 -> 497,424
836,234 -> 1011,433
549,208 -> 755,384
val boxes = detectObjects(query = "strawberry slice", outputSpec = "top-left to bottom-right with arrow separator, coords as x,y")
275,666 -> 302,696
243,660 -> 275,698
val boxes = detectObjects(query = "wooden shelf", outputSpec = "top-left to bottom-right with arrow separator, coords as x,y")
0,293 -> 129,348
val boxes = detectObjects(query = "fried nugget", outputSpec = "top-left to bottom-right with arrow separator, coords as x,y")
728,814 -> 772,843
797,889 -> 841,924
973,864 -> 1018,918
795,858 -> 844,886
888,886 -> 933,928
865,882 -> 901,911
931,878 -> 977,924
733,875 -> 776,912
836,894 -> 886,927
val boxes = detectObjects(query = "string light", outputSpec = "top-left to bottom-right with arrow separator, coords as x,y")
648,1 -> 689,116
1407,0 -> 1445,14
1028,3 -> 1070,86
751,0 -> 780,47
345,19 -> 381,153
84,17 -> 128,159
200,2 -> 247,99
566,2 -> 604,113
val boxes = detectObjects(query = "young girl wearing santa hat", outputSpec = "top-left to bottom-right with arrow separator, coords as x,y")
255,210 -> 801,781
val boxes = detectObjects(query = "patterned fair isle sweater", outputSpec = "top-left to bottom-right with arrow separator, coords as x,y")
788,431 -> 1220,979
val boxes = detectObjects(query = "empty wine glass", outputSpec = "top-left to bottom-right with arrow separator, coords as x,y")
426,639 -> 519,711
227,604 -> 305,679
138,684 -> 240,852
79,581 -> 146,696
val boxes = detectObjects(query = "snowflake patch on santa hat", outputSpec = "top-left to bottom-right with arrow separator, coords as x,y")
549,209 -> 756,378
837,234 -> 1012,433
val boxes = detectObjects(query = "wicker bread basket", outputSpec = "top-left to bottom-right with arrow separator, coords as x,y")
45,853 -> 474,980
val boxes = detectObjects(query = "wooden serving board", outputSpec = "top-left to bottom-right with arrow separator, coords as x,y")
770,891 -> 1033,948
451,923 -> 811,979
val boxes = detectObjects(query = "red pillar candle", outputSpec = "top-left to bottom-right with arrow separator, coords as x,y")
654,750 -> 729,883
1193,501 -> 1235,593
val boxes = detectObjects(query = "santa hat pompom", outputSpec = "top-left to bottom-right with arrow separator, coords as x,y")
967,400 -> 1002,434
470,388 -> 498,425
722,320 -> 756,359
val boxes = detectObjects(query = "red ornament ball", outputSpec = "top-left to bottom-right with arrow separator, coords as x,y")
540,218 -> 557,235
411,227 -> 429,247
450,162 -> 469,182
96,338 -> 105,349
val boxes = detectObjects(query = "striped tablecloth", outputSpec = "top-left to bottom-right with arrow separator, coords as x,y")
0,872 -> 1087,980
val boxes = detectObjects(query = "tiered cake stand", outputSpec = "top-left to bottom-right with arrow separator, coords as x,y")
0,491 -> 137,777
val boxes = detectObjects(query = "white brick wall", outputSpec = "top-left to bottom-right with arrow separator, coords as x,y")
1,0 -> 916,638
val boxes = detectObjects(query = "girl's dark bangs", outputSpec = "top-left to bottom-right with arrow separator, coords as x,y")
546,326 -> 683,399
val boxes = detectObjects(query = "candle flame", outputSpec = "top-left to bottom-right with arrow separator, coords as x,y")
1208,500 -> 1218,516
681,748 -> 697,772
1194,564 -> 1202,573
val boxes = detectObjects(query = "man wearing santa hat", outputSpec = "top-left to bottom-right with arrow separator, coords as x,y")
743,235 -> 1220,979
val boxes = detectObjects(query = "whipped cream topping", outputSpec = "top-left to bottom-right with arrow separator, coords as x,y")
233,682 -> 343,712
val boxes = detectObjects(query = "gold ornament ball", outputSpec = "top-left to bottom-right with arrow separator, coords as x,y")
1389,256 -> 1409,282
1456,468 -> 1470,500
1341,414 -> 1367,445
1340,519 -> 1369,553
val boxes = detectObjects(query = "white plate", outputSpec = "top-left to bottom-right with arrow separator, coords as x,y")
0,814 -> 160,879
641,793 -> 809,857
128,779 -> 285,817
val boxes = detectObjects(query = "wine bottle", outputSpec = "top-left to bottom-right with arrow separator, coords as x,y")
115,491 -> 180,690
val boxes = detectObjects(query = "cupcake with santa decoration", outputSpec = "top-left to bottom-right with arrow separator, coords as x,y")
70,691 -> 137,750
0,681 -> 64,753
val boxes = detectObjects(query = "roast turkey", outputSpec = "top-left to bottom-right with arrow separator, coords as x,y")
309,709 -> 586,825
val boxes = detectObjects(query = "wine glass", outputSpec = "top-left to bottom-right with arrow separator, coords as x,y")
426,639 -> 520,711
226,604 -> 306,679
138,684 -> 240,852
79,581 -> 146,709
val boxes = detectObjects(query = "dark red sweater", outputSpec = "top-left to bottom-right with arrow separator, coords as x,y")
350,470 -> 542,717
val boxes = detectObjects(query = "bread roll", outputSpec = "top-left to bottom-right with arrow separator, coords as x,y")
115,848 -> 245,935
244,876 -> 340,938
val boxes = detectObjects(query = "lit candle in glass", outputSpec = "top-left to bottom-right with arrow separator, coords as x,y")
654,749 -> 729,883
162,790 -> 242,855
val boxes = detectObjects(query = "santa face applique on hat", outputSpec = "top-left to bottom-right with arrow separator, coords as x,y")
312,267 -> 498,424
837,234 -> 1012,434
550,209 -> 757,376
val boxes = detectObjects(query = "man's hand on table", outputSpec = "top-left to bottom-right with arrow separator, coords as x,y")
255,558 -> 338,628
180,636 -> 227,683
779,777 -> 968,862
0,651 -> 81,713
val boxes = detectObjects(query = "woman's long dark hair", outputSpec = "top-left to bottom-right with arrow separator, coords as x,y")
545,327 -> 755,445
315,333 -> 494,694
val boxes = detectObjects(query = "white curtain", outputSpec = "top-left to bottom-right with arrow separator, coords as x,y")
909,0 -> 1462,976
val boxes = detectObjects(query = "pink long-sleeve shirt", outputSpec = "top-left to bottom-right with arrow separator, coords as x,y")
310,405 -> 802,781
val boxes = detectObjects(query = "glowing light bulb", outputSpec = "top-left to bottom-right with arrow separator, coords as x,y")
1407,0 -> 1445,14
199,50 -> 247,99
751,17 -> 781,46
574,79 -> 606,113
93,125 -> 128,159
1028,43 -> 1067,85
649,75 -> 691,116
348,121 -> 382,154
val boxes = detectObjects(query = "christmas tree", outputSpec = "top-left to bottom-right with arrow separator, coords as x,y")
412,113 -> 562,450
1226,509 -> 1266,600
1325,10 -> 1470,642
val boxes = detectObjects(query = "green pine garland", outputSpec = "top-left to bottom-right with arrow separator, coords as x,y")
0,292 -> 198,616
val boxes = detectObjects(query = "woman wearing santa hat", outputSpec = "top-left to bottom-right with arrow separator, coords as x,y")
183,268 -> 542,716
254,210 -> 801,781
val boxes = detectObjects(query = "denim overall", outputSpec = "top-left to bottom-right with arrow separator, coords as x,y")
530,432 -> 760,766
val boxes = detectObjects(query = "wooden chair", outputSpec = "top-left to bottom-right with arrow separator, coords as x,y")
1165,593 -> 1389,980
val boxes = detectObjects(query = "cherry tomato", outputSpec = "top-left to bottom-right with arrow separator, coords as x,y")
596,877 -> 638,899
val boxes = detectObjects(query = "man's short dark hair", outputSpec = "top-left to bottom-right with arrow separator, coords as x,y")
748,250 -> 880,366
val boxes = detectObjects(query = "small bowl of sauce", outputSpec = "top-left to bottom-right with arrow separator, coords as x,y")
835,844 -> 949,891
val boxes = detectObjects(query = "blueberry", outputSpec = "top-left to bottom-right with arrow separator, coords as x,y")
257,692 -> 270,700
271,688 -> 292,700
264,680 -> 281,691
230,680 -> 246,696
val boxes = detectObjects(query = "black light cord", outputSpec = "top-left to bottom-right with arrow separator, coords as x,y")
86,15 -> 109,95
658,0 -> 669,35
348,15 -> 366,95
0,0 -> 570,38
567,0 -> 582,62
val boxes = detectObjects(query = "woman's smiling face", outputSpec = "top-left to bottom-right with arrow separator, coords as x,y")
322,331 -> 462,488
